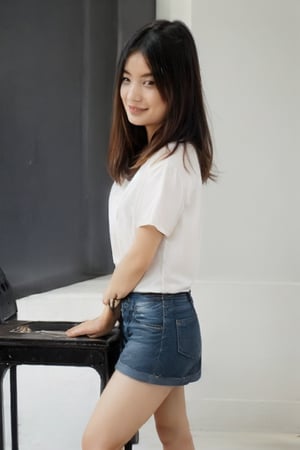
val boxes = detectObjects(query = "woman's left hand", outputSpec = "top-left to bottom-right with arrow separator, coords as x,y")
65,307 -> 119,338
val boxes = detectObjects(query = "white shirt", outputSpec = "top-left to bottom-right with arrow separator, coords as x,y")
108,142 -> 203,293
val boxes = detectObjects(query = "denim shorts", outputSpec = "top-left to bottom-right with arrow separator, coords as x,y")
115,291 -> 202,386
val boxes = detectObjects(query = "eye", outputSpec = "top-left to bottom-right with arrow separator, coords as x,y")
143,79 -> 155,87
121,76 -> 130,84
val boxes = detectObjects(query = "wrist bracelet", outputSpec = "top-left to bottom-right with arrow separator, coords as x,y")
108,297 -> 121,312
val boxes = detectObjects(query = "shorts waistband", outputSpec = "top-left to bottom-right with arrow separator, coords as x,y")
127,291 -> 191,301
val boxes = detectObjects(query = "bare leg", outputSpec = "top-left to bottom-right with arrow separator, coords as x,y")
82,370 -> 174,450
154,387 -> 195,450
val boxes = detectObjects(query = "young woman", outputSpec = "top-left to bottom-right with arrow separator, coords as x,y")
67,20 -> 214,450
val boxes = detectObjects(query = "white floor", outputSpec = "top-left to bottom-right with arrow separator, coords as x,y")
139,417 -> 300,449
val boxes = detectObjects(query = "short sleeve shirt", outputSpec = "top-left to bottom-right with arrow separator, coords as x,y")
108,143 -> 203,293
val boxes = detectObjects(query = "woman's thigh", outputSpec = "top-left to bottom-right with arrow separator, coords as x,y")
82,370 -> 173,450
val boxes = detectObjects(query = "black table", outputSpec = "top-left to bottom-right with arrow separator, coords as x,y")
0,320 -> 137,450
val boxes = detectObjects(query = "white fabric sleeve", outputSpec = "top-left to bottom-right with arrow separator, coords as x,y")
135,159 -> 185,237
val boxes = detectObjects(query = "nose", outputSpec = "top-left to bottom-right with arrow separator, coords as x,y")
127,81 -> 142,102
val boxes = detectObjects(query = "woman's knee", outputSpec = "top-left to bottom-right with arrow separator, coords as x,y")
156,421 -> 193,448
156,421 -> 172,444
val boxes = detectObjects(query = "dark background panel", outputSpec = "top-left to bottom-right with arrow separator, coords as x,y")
81,0 -> 118,279
117,0 -> 156,54
0,0 -> 155,297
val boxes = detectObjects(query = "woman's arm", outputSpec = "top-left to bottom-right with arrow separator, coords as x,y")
66,225 -> 163,338
102,225 -> 163,304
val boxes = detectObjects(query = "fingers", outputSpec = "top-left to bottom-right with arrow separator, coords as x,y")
65,320 -> 95,338
65,316 -> 114,339
65,323 -> 85,338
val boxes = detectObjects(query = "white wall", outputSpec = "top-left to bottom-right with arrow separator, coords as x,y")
157,0 -> 300,433
156,0 -> 192,26
192,0 -> 300,283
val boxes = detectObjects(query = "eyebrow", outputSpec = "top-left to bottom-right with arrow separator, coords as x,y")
123,69 -> 153,78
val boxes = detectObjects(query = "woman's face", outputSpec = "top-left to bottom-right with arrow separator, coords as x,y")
120,52 -> 167,141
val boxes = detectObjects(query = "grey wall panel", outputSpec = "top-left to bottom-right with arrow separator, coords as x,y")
81,0 -> 117,278
0,0 -> 155,297
117,0 -> 156,55
0,0 -> 86,296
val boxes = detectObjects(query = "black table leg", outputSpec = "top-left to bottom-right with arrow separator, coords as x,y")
10,367 -> 18,450
0,366 -> 8,450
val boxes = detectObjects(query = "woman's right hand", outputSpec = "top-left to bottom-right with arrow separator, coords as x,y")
65,307 -> 118,338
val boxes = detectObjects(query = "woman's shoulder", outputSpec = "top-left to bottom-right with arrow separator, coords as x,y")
148,142 -> 200,174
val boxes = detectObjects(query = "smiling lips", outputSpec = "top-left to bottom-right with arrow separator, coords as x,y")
128,105 -> 147,114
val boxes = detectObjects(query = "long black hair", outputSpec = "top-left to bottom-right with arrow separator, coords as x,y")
108,20 -> 214,183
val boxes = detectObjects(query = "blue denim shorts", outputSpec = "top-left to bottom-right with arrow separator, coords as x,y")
115,291 -> 202,386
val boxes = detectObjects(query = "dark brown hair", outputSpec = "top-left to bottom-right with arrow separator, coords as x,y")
108,20 -> 214,183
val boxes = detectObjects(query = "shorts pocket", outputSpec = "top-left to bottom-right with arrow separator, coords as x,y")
176,316 -> 201,359
134,301 -> 163,330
